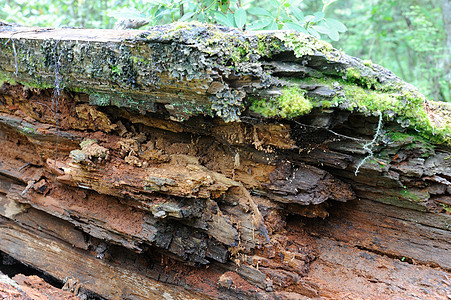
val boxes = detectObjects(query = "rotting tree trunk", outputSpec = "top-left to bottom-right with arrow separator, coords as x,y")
0,22 -> 450,299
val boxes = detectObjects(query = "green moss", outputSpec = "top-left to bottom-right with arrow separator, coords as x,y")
255,34 -> 282,58
110,65 -> 121,75
387,132 -> 433,146
386,132 -> 436,157
21,126 -> 36,135
387,132 -> 414,142
299,76 -> 451,144
399,188 -> 420,202
0,72 -> 54,90
250,87 -> 312,118
345,67 -> 378,89
345,67 -> 361,80
0,73 -> 17,86
203,34 -> 252,63
69,86 -> 92,94
362,59 -> 373,67
377,187 -> 430,211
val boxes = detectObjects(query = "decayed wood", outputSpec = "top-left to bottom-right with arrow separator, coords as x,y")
0,84 -> 450,298
306,199 -> 451,270
0,216 -> 208,300
0,272 -> 81,300
0,23 -> 450,299
302,200 -> 451,298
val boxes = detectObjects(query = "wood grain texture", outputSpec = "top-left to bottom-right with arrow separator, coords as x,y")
0,216 -> 207,300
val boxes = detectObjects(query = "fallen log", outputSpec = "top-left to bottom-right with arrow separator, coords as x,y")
0,22 -> 450,299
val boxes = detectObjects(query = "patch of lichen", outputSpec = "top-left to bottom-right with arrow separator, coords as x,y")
135,22 -> 450,130
0,39 -> 54,89
136,22 -> 286,122
200,31 -> 283,63
279,32 -> 334,58
142,22 -> 283,64
250,87 -> 313,119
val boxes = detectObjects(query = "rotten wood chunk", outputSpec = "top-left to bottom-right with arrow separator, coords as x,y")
12,274 -> 81,300
0,272 -> 81,300
264,161 -> 355,205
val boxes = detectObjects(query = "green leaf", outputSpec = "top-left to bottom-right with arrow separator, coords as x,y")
263,20 -> 278,30
313,11 -> 325,22
247,18 -> 272,30
269,0 -> 280,9
327,28 -> 339,41
214,11 -> 235,27
234,8 -> 247,28
307,27 -> 320,39
322,0 -> 339,7
284,21 -> 307,33
290,6 -> 305,23
312,24 -> 330,34
304,15 -> 315,23
154,8 -> 172,19
219,0 -> 230,13
179,11 -> 195,22
198,13 -> 206,23
247,7 -> 272,17
325,18 -> 347,32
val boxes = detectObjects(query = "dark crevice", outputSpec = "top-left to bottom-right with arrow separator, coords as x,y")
0,250 -> 105,299
0,250 -> 63,287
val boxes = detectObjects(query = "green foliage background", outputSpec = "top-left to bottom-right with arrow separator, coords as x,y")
0,0 -> 449,102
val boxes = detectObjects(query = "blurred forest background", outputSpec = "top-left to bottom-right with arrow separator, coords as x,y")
0,0 -> 449,102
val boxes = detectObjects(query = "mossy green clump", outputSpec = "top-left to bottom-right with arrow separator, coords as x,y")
387,131 -> 434,147
362,60 -> 373,67
21,125 -> 36,135
0,73 -> 17,86
344,67 -> 379,89
301,76 -> 451,145
0,71 -> 54,90
343,83 -> 449,144
250,87 -> 313,119
384,132 -> 436,157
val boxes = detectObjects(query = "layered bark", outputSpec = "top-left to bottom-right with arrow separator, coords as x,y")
0,22 -> 450,299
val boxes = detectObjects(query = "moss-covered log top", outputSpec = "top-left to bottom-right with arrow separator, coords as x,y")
0,22 -> 450,143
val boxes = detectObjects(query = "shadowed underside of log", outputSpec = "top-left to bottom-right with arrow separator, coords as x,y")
0,22 -> 450,299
